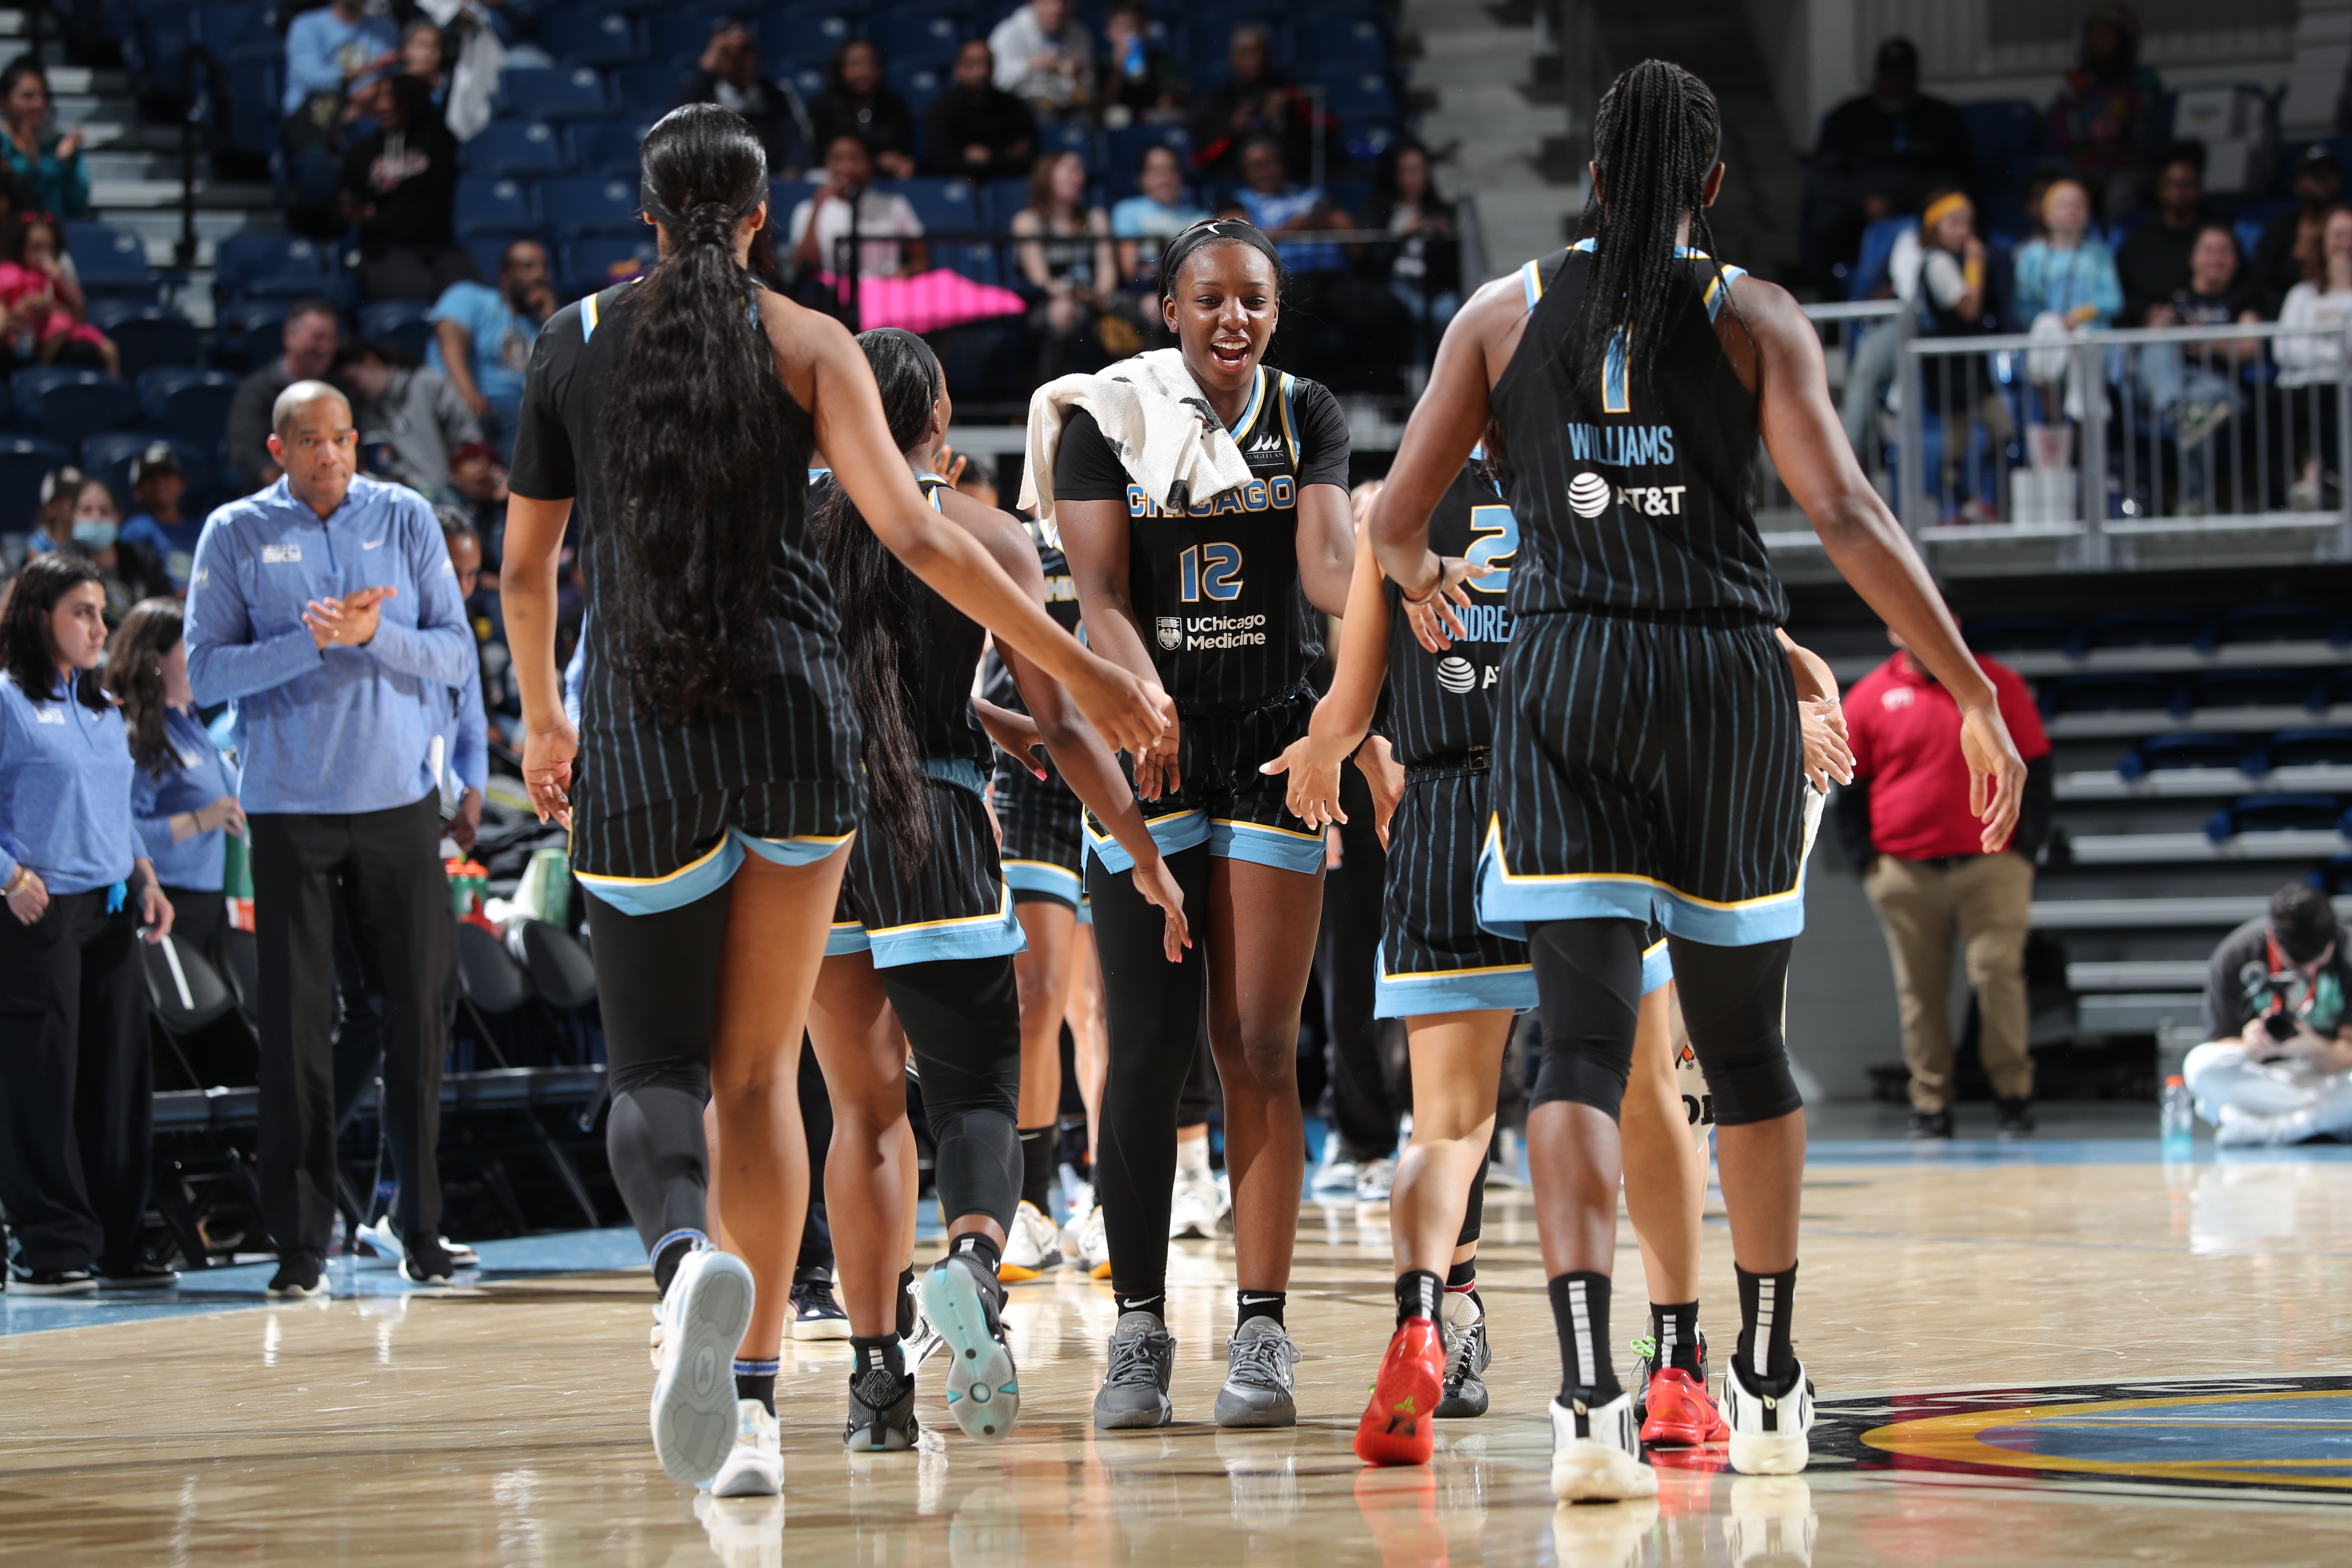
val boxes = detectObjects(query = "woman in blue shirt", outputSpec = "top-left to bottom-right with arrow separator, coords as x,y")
115,599 -> 243,965
0,61 -> 89,219
0,555 -> 175,1296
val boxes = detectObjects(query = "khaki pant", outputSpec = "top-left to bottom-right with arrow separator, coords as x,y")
1863,852 -> 2036,1111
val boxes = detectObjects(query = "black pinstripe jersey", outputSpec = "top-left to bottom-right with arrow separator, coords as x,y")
1381,457 -> 1514,765
1054,366 -> 1352,711
1490,244 -> 1787,622
980,522 -> 1084,719
508,280 -> 861,814
902,474 -> 990,767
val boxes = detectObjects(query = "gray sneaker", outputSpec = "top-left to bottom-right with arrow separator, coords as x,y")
1213,1316 -> 1299,1427
1093,1310 -> 1176,1429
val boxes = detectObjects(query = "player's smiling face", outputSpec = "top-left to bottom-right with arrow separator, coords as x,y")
1166,241 -> 1279,399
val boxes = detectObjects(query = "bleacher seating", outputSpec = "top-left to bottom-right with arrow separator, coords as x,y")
538,176 -> 649,239
465,122 -> 571,178
92,305 -> 204,382
212,233 -> 331,309
358,301 -> 439,363
140,369 -> 241,453
456,176 -> 540,239
0,435 -> 70,533
499,67 -> 613,123
542,11 -> 644,67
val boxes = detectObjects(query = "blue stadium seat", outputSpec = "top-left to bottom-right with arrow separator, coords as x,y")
785,64 -> 828,103
2087,608 -> 2207,651
2220,603 -> 2348,646
1038,120 -> 1095,170
980,175 -> 1032,229
1314,71 -> 1397,125
650,12 -> 732,64
2045,672 -> 2175,717
212,233 -> 333,308
499,67 -> 612,124
1105,123 -> 1189,199
0,435 -> 68,533
64,220 -> 155,297
2204,793 -> 2344,842
2174,669 -> 2330,717
1848,216 -> 1917,302
1314,17 -> 1390,70
1962,614 -> 2076,654
462,120 -> 571,178
84,432 -> 213,500
542,10 -> 644,67
572,119 -> 658,178
872,13 -> 965,67
612,64 -> 693,115
2114,732 -> 2250,781
89,304 -> 202,383
1293,0 -> 1380,19
888,62 -> 945,116
358,300 -> 438,363
455,175 -> 540,238
538,175 -> 648,239
1960,100 -> 2040,191
215,299 -> 296,373
226,45 -> 283,160
2259,728 -> 2352,771
891,177 -> 977,230
189,4 -> 270,55
139,369 -> 242,451
560,237 -> 660,299
764,11 -> 858,70
18,371 -> 141,450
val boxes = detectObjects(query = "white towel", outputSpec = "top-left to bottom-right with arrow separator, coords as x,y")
1018,349 -> 1259,531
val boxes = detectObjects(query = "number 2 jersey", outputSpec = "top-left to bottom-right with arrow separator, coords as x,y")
1052,365 -> 1352,712
1380,455 -> 1515,765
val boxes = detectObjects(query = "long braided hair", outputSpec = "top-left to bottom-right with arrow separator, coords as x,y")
597,103 -> 787,724
1570,61 -> 1739,392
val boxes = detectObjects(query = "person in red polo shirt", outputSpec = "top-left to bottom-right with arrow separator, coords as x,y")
1839,629 -> 2053,1138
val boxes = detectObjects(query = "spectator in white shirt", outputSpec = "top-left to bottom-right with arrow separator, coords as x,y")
989,0 -> 1094,121
789,135 -> 926,280
2272,203 -> 2352,509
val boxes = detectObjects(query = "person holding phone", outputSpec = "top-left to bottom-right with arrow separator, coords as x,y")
2182,884 -> 2352,1145
0,554 -> 177,1296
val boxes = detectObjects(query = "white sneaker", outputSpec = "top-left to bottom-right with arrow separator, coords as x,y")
706,1399 -> 783,1497
1000,1200 -> 1062,1281
1722,1358 -> 1814,1476
354,1216 -> 479,1270
694,1492 -> 784,1568
1168,1176 -> 1220,1240
1550,1496 -> 1660,1568
1310,1150 -> 1359,1197
903,1273 -> 946,1368
1723,1476 -> 1817,1566
1549,1390 -> 1657,1502
650,1247 -> 757,1488
1075,1204 -> 1112,1279
1354,1156 -> 1396,1207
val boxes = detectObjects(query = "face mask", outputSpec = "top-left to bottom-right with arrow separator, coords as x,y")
73,519 -> 118,549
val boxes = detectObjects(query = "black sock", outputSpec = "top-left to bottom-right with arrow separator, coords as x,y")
1736,1263 -> 1801,1395
733,1358 -> 777,1413
895,1265 -> 916,1338
950,1231 -> 1004,1279
1548,1271 -> 1621,1407
650,1231 -> 700,1298
1114,1290 -> 1164,1320
1651,1301 -> 1701,1377
1445,1257 -> 1478,1290
1395,1270 -> 1442,1325
852,1334 -> 906,1383
1018,1125 -> 1056,1213
1236,1289 -> 1285,1329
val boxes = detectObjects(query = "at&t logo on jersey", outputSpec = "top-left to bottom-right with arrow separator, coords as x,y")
1156,616 -> 1182,649
1568,472 -> 1611,518
1436,655 -> 1476,693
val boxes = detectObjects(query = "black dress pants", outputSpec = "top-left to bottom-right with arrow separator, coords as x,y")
1319,765 -> 1394,1161
251,793 -> 449,1262
0,889 -> 153,1273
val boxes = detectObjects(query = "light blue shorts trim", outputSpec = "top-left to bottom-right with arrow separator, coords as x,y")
824,880 -> 1029,968
1473,835 -> 1807,947
1374,964 -> 1537,1019
1003,857 -> 1083,907
579,828 -> 851,917
1641,937 -> 1673,995
1083,808 -> 1210,874
1207,817 -> 1326,874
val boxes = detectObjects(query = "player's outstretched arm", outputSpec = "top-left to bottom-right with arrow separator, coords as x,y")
1369,274 -> 1520,599
1262,518 -> 1388,829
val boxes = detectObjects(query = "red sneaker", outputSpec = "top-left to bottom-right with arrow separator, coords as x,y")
1640,1367 -> 1729,1447
1354,1318 -> 1446,1466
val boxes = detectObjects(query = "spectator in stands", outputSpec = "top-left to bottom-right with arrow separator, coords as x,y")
2251,144 -> 2342,318
0,58 -> 86,219
2182,883 -> 2352,1145
1232,135 -> 1404,392
341,74 -> 470,303
679,18 -> 815,181
449,440 -> 508,547
2014,178 -> 2122,423
1233,134 -> 1350,274
2045,4 -> 2163,220
2116,142 -> 2210,326
119,446 -> 197,593
1838,622 -> 2054,1139
115,597 -> 242,969
1111,141 -> 1207,295
399,20 -> 448,110
282,0 -> 398,119
1803,37 -> 1975,289
428,239 -> 552,452
990,0 -> 1094,122
790,134 -> 926,281
184,379 -> 476,1296
1188,24 -> 1314,181
923,40 -> 1037,180
1099,0 -> 1185,127
331,340 -> 482,503
1367,138 -> 1460,369
2272,204 -> 2352,510
0,552 -> 176,1295
0,216 -> 116,374
1013,149 -> 1115,379
68,474 -> 168,624
228,299 -> 341,489
809,40 -> 916,183
2138,224 -> 2261,490
1913,192 -> 2009,521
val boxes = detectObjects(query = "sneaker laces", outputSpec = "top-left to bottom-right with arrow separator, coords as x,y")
1105,1323 -> 1171,1387
1226,1329 -> 1297,1390
796,1280 -> 843,1317
1442,1319 -> 1484,1383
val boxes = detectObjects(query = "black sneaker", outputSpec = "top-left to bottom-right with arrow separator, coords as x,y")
7,1263 -> 97,1296
97,1260 -> 181,1290
402,1237 -> 455,1286
266,1256 -> 329,1299
842,1366 -> 920,1452
1996,1097 -> 2035,1139
1907,1109 -> 1954,1140
791,1279 -> 852,1341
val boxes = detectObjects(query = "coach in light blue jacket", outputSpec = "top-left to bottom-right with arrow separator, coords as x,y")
184,380 -> 475,1297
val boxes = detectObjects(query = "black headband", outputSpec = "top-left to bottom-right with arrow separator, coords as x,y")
1157,217 -> 1283,299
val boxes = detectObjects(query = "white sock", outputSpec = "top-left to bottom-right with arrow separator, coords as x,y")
1176,1136 -> 1211,1183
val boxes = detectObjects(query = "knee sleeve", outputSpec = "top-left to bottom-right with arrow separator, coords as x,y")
1526,919 -> 1647,1121
1666,935 -> 1802,1126
1458,1157 -> 1485,1248
606,1081 -> 709,1253
883,956 -> 1024,1230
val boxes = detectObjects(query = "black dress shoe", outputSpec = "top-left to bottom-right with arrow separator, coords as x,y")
1907,1108 -> 1954,1139
97,1260 -> 182,1289
1996,1097 -> 2035,1138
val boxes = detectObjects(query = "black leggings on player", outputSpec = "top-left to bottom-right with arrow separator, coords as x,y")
884,954 -> 1026,1230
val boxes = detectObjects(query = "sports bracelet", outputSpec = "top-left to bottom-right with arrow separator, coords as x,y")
1399,555 -> 1447,606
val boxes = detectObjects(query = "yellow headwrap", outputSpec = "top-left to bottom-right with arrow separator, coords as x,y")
1922,192 -> 1972,234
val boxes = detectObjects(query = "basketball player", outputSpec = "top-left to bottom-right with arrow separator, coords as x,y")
1367,61 -> 2022,1497
804,329 -> 1187,1453
499,105 -> 1167,1492
1050,218 -> 1354,1429
1266,451 -> 1850,1466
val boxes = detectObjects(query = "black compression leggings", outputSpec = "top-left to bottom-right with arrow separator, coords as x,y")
883,955 -> 1024,1231
585,886 -> 732,1254
1084,842 -> 1213,1300
1526,918 -> 1801,1126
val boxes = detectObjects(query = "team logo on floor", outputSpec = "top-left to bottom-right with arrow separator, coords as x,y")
1812,1376 -> 2352,1494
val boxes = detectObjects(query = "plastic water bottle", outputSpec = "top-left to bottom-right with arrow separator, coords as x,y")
2160,1074 -> 2197,1156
